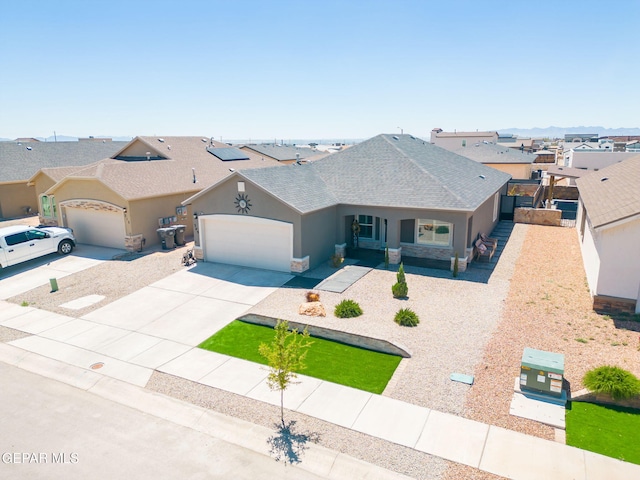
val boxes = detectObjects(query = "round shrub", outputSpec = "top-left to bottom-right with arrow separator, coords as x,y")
394,308 -> 419,327
334,299 -> 363,318
583,365 -> 640,400
392,281 -> 408,298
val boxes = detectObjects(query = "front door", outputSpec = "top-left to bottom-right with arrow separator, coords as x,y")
345,215 -> 355,246
379,218 -> 388,246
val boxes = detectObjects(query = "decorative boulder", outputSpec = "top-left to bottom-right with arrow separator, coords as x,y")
298,301 -> 326,317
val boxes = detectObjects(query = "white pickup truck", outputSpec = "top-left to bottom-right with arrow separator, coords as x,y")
0,225 -> 76,269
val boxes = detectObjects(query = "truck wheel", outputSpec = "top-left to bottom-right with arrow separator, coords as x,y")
58,240 -> 74,255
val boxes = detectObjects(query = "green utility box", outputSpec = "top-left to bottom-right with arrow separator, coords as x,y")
520,348 -> 564,397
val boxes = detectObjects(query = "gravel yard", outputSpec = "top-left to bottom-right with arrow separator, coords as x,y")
4,218 -> 639,480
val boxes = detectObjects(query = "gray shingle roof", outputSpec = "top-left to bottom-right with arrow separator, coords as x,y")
0,141 -> 128,182
449,142 -> 536,165
575,156 -> 640,228
240,144 -> 320,162
241,134 -> 511,213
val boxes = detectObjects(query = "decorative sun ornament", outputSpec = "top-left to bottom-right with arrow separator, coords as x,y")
234,193 -> 252,214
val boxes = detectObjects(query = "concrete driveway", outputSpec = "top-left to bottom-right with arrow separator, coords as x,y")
3,262 -> 292,386
0,244 -> 126,300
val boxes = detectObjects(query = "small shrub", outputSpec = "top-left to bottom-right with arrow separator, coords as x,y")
334,299 -> 363,318
435,225 -> 449,234
392,281 -> 408,298
21,301 -> 29,307
330,254 -> 344,268
384,243 -> 389,269
583,365 -> 640,400
396,262 -> 406,284
575,338 -> 588,343
395,308 -> 419,327
306,291 -> 320,303
453,252 -> 459,278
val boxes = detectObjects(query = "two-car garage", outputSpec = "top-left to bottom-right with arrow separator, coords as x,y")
200,214 -> 293,273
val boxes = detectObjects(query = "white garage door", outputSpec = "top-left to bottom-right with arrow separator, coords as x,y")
202,215 -> 292,272
65,207 -> 126,249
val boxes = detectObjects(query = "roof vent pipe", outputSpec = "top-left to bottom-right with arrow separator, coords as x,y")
192,168 -> 196,183
146,152 -> 151,161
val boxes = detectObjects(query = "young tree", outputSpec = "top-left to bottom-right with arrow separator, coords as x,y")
259,320 -> 313,426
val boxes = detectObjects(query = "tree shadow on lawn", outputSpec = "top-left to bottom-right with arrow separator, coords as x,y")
267,420 -> 320,465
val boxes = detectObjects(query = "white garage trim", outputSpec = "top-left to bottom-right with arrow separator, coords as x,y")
201,214 -> 293,272
62,200 -> 126,249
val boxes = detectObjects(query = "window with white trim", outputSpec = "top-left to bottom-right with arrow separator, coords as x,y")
417,219 -> 452,246
358,215 -> 373,239
40,195 -> 56,219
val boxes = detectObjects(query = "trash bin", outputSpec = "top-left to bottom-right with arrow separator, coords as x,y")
173,225 -> 186,246
157,227 -> 176,249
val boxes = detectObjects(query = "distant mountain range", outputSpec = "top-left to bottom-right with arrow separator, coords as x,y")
497,126 -> 640,138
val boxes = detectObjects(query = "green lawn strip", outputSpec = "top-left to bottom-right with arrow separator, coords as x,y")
198,320 -> 401,394
565,401 -> 640,465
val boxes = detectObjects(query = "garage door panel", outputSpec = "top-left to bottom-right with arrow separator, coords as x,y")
65,207 -> 126,249
203,215 -> 292,273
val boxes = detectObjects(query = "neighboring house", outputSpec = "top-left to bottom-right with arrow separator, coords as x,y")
448,142 -> 535,179
626,141 -> 640,152
30,137 -> 283,250
184,134 -> 511,273
497,135 -> 537,152
564,133 -> 599,143
575,157 -> 640,314
0,140 -> 128,219
564,150 -> 638,170
239,144 -> 326,164
430,128 -> 498,149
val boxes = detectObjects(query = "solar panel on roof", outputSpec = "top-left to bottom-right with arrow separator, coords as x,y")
206,147 -> 250,161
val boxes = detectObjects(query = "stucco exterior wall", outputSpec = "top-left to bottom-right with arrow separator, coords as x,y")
0,182 -> 37,218
51,179 -> 126,207
595,217 -> 640,300
470,190 -> 503,246
568,151 -> 637,169
488,163 -> 532,180
300,207 -> 338,269
129,192 -> 196,247
579,206 -> 601,298
34,173 -> 57,198
117,140 -> 166,159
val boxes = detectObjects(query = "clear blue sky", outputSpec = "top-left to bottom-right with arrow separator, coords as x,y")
1,0 -> 638,141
